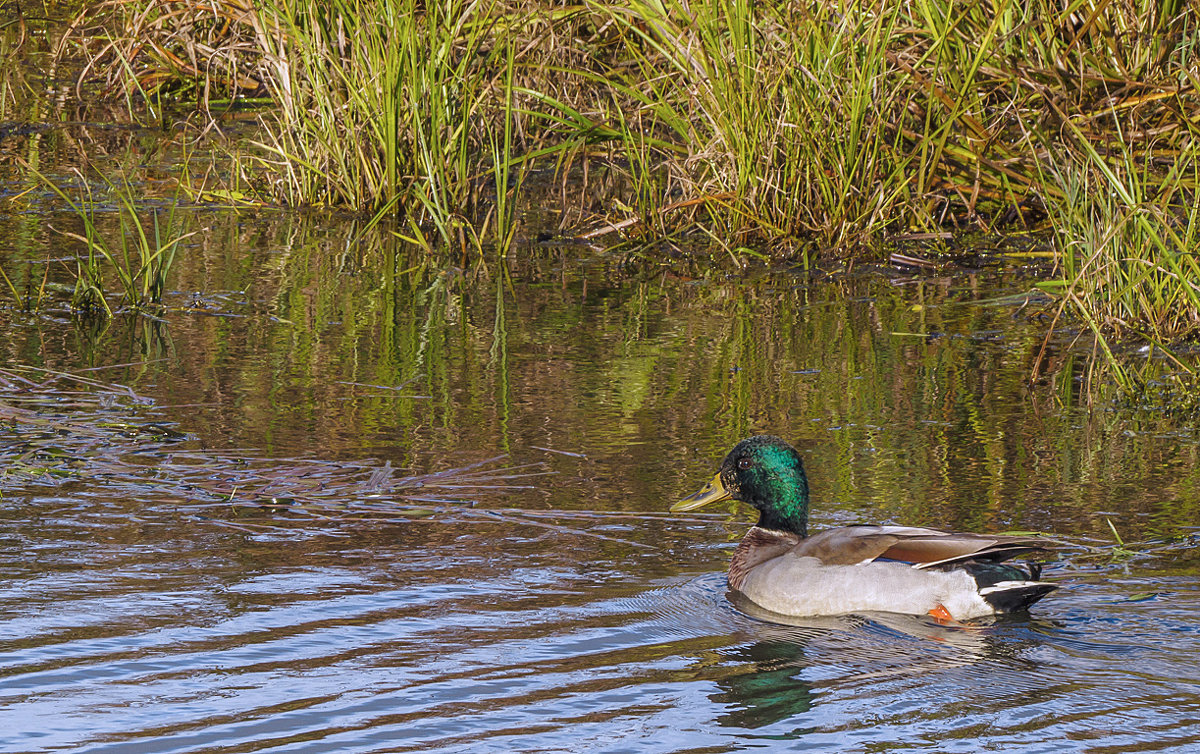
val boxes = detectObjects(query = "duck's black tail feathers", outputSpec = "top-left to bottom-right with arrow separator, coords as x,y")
958,560 -> 1057,613
979,580 -> 1057,612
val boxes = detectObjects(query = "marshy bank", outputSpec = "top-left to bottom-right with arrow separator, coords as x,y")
8,0 -> 1200,397
3,3 -> 1200,752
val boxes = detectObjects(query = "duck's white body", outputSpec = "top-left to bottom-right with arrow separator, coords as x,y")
738,555 -> 996,620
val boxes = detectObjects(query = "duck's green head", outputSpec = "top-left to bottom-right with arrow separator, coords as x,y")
671,435 -> 810,536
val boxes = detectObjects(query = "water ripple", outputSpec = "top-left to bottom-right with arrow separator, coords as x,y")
3,532 -> 1200,754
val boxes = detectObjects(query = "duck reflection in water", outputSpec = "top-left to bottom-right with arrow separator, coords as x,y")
712,638 -> 815,730
710,593 -> 1038,731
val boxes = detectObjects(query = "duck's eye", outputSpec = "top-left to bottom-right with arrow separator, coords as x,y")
737,457 -> 753,470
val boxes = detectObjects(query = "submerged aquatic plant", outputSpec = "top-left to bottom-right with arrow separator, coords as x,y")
29,167 -> 195,316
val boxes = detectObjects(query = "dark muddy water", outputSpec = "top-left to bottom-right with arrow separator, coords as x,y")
2,129 -> 1200,750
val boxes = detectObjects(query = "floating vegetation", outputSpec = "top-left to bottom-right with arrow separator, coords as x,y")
0,364 -> 176,480
0,364 -> 520,500
1066,527 -> 1200,571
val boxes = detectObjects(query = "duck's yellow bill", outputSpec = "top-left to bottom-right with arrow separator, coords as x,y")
670,472 -> 731,512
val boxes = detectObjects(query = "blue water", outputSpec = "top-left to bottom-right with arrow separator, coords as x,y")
2,224 -> 1200,752
4,518 -> 1200,754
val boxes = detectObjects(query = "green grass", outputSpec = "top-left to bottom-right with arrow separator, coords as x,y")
246,0 -> 513,253
575,0 -> 919,244
30,168 -> 193,316
1041,146 -> 1200,339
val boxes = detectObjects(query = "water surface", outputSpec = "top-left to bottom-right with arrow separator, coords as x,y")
1,214 -> 1199,752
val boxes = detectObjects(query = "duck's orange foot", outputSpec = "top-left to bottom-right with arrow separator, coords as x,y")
928,603 -> 955,625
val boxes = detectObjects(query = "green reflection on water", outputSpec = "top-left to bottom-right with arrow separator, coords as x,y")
1,213 -> 1200,550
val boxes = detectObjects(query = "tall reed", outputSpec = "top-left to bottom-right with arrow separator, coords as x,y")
1037,134 -> 1200,343
581,0 -> 915,245
248,0 -> 510,249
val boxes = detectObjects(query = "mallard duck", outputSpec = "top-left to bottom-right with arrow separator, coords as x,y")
672,435 -> 1056,621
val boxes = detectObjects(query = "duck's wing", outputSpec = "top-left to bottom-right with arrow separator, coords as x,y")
792,525 -> 1050,568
